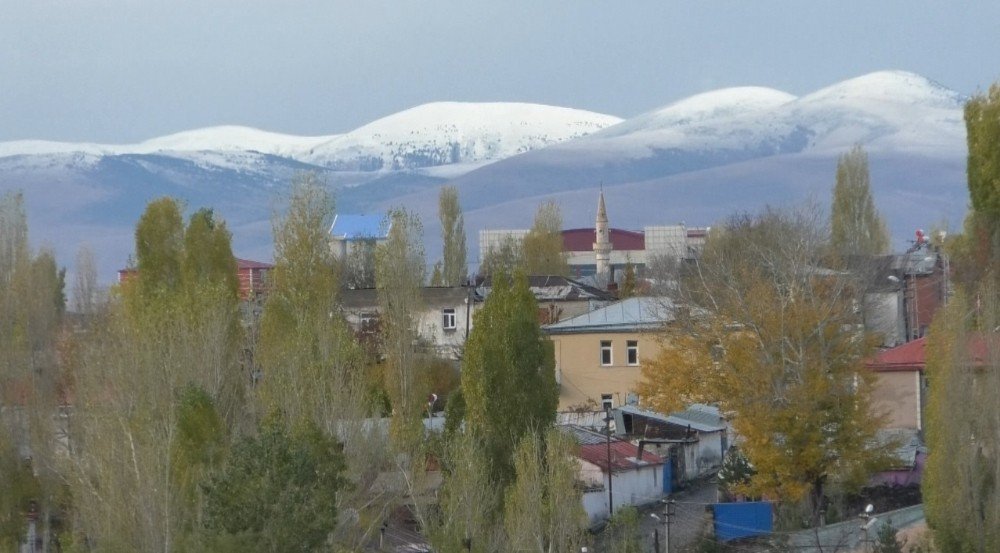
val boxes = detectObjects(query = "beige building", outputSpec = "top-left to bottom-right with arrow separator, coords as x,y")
866,337 -> 927,430
543,297 -> 675,410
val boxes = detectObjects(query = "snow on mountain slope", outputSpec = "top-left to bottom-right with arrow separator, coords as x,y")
595,86 -> 797,137
553,70 -> 964,159
130,126 -> 336,157
0,126 -> 336,159
300,102 -> 624,170
786,70 -> 965,153
0,103 -> 621,174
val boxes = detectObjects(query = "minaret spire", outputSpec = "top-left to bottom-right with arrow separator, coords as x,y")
594,188 -> 612,286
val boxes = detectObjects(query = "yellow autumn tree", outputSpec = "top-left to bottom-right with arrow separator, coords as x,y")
638,208 -> 890,526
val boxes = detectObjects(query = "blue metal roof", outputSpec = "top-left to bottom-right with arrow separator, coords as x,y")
329,213 -> 388,240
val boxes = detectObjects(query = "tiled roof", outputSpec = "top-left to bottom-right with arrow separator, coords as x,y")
562,228 -> 645,252
578,441 -> 664,472
543,297 -> 674,334
329,214 -> 387,240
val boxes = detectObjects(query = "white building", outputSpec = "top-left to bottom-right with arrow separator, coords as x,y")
478,193 -> 707,280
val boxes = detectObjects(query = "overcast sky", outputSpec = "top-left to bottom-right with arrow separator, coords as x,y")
3,0 -> 1000,143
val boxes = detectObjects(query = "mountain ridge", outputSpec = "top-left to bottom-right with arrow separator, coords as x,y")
0,70 -> 970,283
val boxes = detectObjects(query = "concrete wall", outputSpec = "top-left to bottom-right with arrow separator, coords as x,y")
579,459 -> 666,523
415,302 -> 480,360
550,332 -> 663,409
871,370 -> 922,430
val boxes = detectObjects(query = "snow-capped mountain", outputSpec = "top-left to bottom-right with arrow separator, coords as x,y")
0,102 -> 621,172
299,102 -> 623,170
556,70 -> 964,158
0,70 -> 970,284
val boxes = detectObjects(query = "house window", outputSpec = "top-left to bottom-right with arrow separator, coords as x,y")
600,340 -> 613,366
626,340 -> 639,366
601,393 -> 614,412
442,308 -> 457,330
360,312 -> 379,332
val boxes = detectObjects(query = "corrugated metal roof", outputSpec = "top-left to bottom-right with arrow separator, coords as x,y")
330,213 -> 387,240
560,424 -> 611,446
578,441 -> 664,472
543,297 -> 674,333
618,404 -> 725,433
478,275 -> 615,302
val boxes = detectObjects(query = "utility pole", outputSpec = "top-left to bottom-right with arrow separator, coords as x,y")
604,399 -> 614,517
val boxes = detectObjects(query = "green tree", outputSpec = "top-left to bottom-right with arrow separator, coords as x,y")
461,271 -> 558,486
602,507 -> 643,553
258,172 -> 364,430
872,520 -> 903,553
133,196 -> 186,299
966,83 -> 1000,252
830,145 -> 890,258
503,427 -> 587,553
440,186 -> 468,286
479,235 -> 524,277
0,192 -> 65,549
181,208 -> 239,297
256,173 -> 389,550
619,259 -> 638,298
923,82 -> 1000,553
375,207 -> 427,444
522,201 -> 569,276
202,413 -> 347,552
430,261 -> 444,286
68,197 -> 243,550
171,385 -> 227,532
924,290 -> 1000,553
717,446 -> 756,500
638,208 -> 890,527
429,430 -> 501,553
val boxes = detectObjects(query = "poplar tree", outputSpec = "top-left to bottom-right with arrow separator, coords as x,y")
375,207 -> 427,444
522,201 -> 569,276
257,173 -> 388,550
70,196 -> 242,550
923,83 -> 1000,553
830,145 -> 890,257
503,428 -> 587,553
461,271 -> 558,486
0,192 -> 65,549
966,82 -> 1000,250
258,172 -> 363,430
439,186 -> 468,286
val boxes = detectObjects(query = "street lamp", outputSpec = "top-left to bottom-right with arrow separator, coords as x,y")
859,504 -> 877,553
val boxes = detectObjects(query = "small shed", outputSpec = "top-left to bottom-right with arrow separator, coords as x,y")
615,404 -> 727,482
562,425 -> 666,524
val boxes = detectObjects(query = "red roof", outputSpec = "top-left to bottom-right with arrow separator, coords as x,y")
236,258 -> 274,270
578,440 -> 664,472
867,335 -> 995,372
562,228 -> 645,252
867,338 -> 927,372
